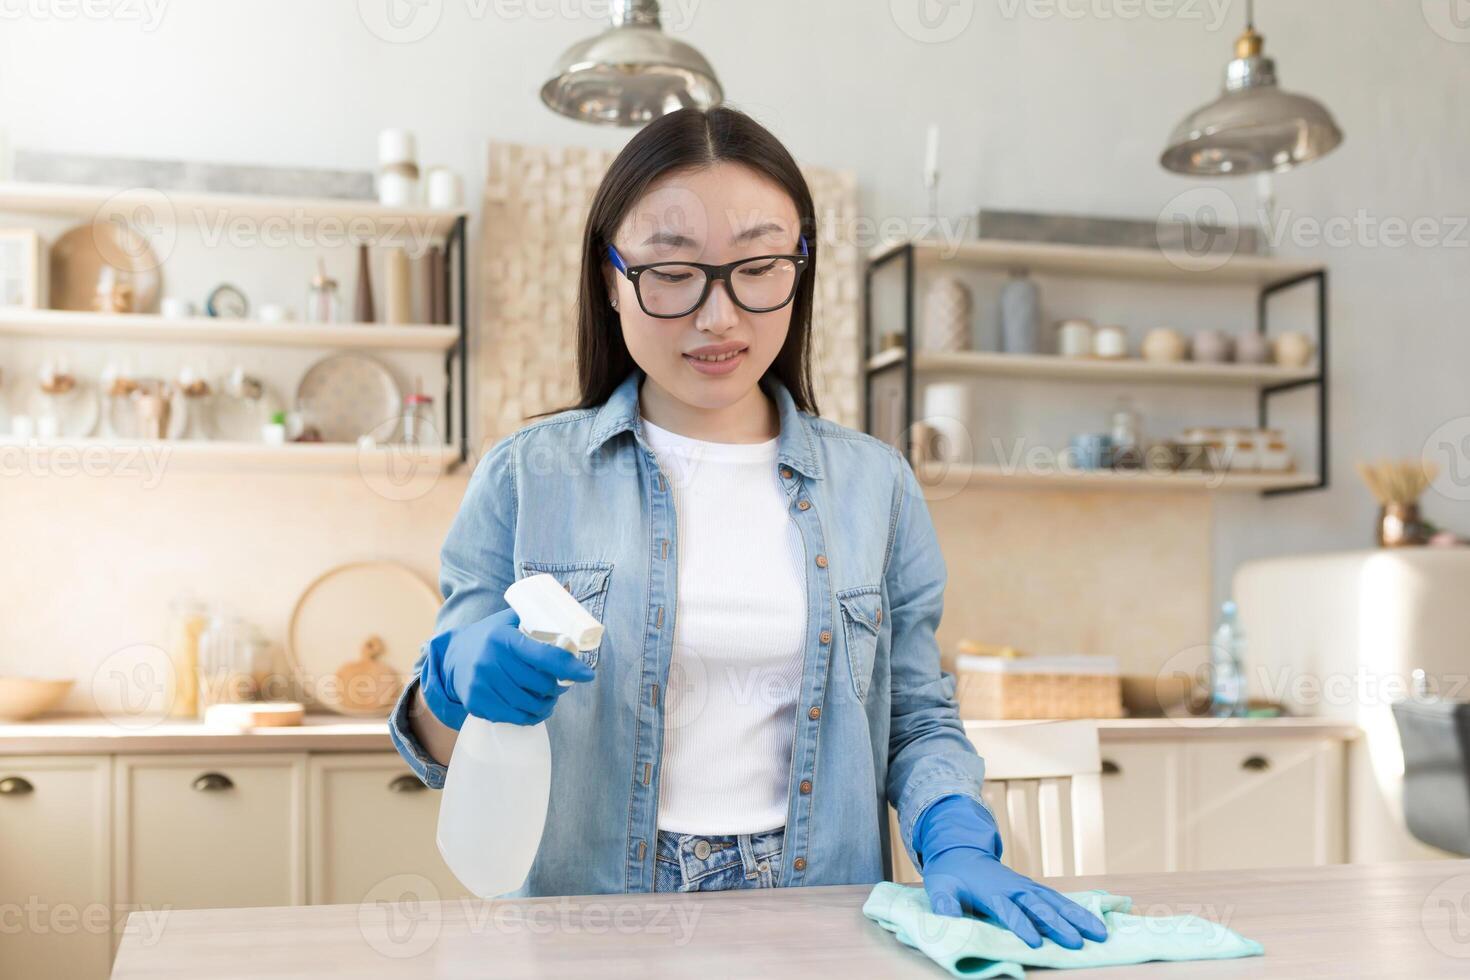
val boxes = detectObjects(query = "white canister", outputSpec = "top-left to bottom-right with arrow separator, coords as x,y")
920,382 -> 974,464
1258,435 -> 1293,471
378,128 -> 417,166
378,167 -> 419,208
1221,428 -> 1259,471
425,166 -> 464,210
1093,324 -> 1129,359
1056,318 -> 1095,358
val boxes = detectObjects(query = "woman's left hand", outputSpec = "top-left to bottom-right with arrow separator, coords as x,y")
913,794 -> 1108,949
921,847 -> 1108,949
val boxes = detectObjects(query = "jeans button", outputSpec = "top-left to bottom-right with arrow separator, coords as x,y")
693,839 -> 711,860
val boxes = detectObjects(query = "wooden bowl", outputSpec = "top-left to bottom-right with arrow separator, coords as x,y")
1120,674 -> 1201,717
0,677 -> 75,721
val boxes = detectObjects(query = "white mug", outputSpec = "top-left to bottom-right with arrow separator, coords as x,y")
160,297 -> 196,319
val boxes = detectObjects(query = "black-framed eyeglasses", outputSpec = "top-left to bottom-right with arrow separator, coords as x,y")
607,235 -> 810,319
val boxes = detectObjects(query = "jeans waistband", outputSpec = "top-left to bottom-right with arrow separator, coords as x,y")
656,826 -> 784,882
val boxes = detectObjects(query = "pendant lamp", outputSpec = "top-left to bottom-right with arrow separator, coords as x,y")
1160,0 -> 1342,176
540,0 -> 723,127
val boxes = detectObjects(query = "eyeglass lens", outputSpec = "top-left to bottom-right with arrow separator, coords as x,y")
638,257 -> 800,316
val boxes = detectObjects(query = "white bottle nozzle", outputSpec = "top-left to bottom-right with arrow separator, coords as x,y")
504,573 -> 605,655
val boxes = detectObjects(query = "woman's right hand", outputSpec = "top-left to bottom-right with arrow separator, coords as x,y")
436,606 -> 597,727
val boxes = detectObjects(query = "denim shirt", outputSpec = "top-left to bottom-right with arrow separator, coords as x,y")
388,367 -> 989,896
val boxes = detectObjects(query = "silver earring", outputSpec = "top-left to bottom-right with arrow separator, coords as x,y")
610,297 -> 619,310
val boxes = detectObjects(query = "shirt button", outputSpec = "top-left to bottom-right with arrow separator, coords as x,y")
808,706 -> 821,720
797,499 -> 811,511
819,629 -> 832,644
779,467 -> 793,479
799,779 -> 812,794
794,857 -> 807,871
693,840 -> 711,860
815,554 -> 828,568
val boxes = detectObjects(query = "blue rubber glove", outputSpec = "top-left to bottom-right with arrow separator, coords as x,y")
420,606 -> 596,730
913,794 -> 1108,950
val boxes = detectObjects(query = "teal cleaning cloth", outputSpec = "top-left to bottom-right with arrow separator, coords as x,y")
863,882 -> 1264,978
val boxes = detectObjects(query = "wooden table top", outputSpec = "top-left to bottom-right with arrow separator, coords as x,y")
110,861 -> 1470,979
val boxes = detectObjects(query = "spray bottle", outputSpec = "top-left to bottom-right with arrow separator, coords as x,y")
436,573 -> 604,898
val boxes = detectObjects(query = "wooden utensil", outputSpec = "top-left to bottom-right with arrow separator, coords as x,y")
332,636 -> 403,715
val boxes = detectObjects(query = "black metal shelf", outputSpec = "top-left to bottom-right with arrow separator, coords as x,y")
862,240 -> 1329,497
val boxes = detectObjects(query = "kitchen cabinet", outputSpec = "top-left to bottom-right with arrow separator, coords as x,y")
306,754 -> 469,905
1097,742 -> 1183,873
114,754 -> 308,913
0,756 -> 112,980
1100,733 -> 1346,874
1183,737 -> 1344,870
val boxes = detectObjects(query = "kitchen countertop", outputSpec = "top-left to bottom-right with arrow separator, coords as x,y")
109,861 -> 1470,978
0,714 -> 1359,755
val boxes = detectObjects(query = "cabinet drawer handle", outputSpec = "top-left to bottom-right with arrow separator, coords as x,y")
1101,760 -> 1122,776
0,776 -> 34,796
192,772 -> 235,792
388,774 -> 426,794
1241,755 -> 1271,773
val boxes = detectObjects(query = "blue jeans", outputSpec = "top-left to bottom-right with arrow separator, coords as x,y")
653,826 -> 785,892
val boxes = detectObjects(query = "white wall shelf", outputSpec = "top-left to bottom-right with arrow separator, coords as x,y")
916,462 -> 1316,493
872,237 -> 1324,287
0,181 -> 467,237
0,179 -> 473,466
0,437 -> 462,474
0,309 -> 458,351
868,347 -> 1318,388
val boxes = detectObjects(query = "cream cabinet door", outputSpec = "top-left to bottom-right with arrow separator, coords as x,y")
1098,742 -> 1182,874
114,754 -> 307,912
307,754 -> 470,905
0,756 -> 112,980
1182,738 -> 1345,870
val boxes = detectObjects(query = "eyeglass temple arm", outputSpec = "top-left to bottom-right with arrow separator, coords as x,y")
606,244 -> 629,275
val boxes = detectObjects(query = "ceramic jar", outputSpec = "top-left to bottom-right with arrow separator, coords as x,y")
1190,329 -> 1234,363
1272,331 -> 1315,368
1142,327 -> 1187,363
922,277 -> 972,353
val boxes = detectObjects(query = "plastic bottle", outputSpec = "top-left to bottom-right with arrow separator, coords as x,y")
436,573 -> 605,898
1209,600 -> 1247,718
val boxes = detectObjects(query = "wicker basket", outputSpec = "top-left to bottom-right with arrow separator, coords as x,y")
953,654 -> 1123,720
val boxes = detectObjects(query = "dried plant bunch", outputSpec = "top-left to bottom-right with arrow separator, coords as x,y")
1355,458 -> 1439,505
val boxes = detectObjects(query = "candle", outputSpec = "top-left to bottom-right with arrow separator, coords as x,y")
924,123 -> 940,188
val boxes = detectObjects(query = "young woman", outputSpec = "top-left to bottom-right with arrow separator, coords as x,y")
389,106 -> 1106,950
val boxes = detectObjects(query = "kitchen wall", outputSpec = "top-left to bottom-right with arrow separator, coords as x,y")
0,466 -> 469,714
0,1 -> 1465,702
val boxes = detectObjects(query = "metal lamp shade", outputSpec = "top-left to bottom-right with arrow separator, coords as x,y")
1161,25 -> 1342,176
540,23 -> 722,127
1161,84 -> 1343,176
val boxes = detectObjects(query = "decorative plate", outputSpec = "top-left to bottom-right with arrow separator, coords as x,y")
294,353 -> 402,444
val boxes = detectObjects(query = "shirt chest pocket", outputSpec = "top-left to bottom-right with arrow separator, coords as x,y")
837,584 -> 883,703
515,560 -> 614,669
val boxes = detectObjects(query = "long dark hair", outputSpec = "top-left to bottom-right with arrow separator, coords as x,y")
532,105 -> 820,419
